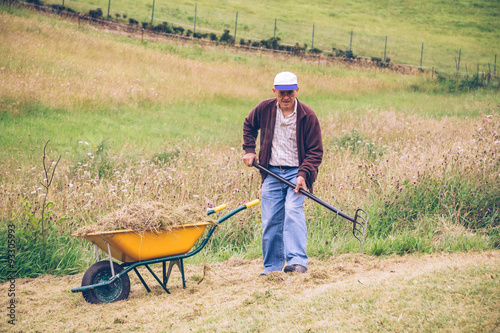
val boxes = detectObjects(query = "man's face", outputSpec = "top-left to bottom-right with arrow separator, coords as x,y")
272,88 -> 299,110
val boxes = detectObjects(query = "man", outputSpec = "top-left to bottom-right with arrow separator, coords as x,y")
242,71 -> 323,275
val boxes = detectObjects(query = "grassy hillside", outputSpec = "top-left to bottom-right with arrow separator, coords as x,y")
40,0 -> 500,72
0,5 -> 499,281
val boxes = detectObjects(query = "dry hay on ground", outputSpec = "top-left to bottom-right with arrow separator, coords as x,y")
75,201 -> 214,235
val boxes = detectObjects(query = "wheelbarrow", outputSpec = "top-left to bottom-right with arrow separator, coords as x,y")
253,162 -> 368,252
71,199 -> 260,304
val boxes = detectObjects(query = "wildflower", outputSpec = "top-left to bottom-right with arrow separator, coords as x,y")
471,193 -> 475,196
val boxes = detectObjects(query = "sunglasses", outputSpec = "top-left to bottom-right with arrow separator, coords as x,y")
277,90 -> 295,96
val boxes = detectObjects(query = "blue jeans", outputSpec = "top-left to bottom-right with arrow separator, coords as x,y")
261,166 -> 308,274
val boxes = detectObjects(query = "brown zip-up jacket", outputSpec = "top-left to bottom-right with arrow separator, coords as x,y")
242,97 -> 323,193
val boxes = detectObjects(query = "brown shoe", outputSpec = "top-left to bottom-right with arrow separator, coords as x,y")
284,264 -> 307,273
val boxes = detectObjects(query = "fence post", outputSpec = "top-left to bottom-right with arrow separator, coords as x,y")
234,11 -> 238,44
349,30 -> 353,51
312,24 -> 315,49
194,3 -> 197,34
383,36 -> 387,62
495,54 -> 497,76
420,42 -> 424,69
62,0 -> 64,5
274,18 -> 277,38
457,48 -> 461,73
107,0 -> 111,18
150,0 -> 155,25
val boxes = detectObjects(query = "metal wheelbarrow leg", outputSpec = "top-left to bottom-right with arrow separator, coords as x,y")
253,162 -> 368,252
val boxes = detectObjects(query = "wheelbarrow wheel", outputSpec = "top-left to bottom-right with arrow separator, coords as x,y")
81,260 -> 130,304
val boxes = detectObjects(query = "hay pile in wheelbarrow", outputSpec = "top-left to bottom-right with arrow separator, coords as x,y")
76,201 -> 215,236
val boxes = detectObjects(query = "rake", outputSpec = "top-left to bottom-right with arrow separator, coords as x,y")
253,162 -> 368,252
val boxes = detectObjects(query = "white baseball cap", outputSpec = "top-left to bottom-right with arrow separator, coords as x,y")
274,72 -> 298,90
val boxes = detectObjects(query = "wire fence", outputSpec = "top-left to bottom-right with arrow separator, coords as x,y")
13,0 -> 500,76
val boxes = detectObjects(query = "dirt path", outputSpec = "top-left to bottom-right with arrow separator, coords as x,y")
1,251 -> 499,332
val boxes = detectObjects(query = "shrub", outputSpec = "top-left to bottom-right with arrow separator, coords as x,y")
26,0 -> 44,5
157,22 -> 174,34
48,4 -> 76,13
292,43 -> 304,55
115,13 -> 121,18
436,74 -> 488,93
173,26 -> 185,35
48,4 -> 63,10
219,29 -> 234,44
335,49 -> 357,59
141,22 -> 149,29
209,33 -> 218,41
309,47 -> 323,54
88,8 -> 103,19
128,18 -> 139,25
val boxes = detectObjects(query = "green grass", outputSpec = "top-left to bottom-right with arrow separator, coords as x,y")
40,0 -> 500,72
0,96 -> 254,163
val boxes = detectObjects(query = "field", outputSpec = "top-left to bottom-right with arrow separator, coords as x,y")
0,2 -> 499,331
1,251 -> 499,332
39,0 -> 500,73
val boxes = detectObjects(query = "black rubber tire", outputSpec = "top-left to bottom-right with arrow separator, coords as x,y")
81,260 -> 130,304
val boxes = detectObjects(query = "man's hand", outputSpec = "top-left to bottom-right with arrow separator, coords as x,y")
243,153 -> 257,167
294,176 -> 307,195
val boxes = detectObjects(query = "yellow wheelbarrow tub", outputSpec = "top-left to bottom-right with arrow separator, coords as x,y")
81,222 -> 212,262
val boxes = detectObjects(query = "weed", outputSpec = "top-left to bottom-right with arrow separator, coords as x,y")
151,148 -> 180,165
335,129 -> 385,160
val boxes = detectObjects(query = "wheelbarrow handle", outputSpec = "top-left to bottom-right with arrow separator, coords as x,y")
246,199 -> 260,208
207,204 -> 227,216
252,161 -> 354,222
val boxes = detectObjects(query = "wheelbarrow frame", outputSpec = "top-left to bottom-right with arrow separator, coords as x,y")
71,200 -> 260,302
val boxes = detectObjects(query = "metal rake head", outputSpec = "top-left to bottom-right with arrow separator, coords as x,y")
352,208 -> 369,253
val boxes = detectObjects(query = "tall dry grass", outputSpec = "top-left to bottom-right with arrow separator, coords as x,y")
1,112 -> 497,256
